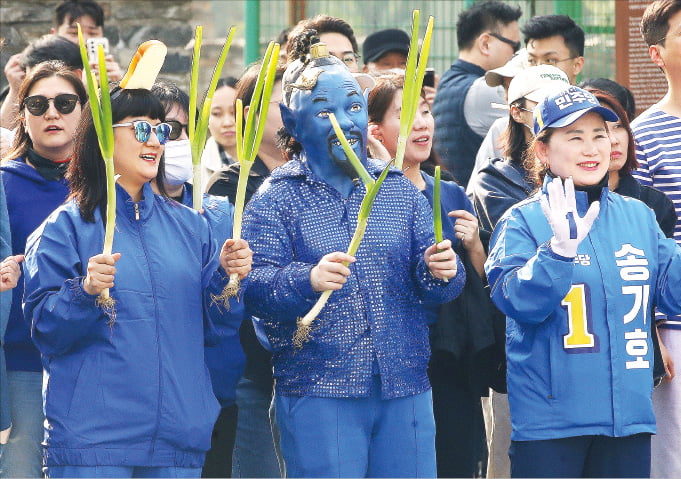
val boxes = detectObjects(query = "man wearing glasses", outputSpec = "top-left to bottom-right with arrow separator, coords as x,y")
521,15 -> 585,85
433,0 -> 522,188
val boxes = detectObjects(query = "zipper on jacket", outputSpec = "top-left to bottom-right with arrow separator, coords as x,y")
134,203 -> 140,221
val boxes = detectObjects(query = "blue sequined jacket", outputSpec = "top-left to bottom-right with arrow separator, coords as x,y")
242,158 -> 465,399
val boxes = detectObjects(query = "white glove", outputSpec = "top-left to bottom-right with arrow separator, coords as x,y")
540,177 -> 600,258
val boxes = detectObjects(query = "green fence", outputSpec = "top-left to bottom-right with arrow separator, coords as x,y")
256,0 -> 615,81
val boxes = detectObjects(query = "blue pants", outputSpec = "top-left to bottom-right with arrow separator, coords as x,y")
46,465 -> 202,478
510,433 -> 651,478
231,378 -> 283,478
275,377 -> 436,478
0,370 -> 43,478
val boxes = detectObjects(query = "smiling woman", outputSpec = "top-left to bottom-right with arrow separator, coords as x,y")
485,86 -> 681,478
21,85 -> 252,478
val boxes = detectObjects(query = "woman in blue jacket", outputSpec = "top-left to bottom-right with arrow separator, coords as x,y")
0,61 -> 86,478
23,85 -> 252,478
485,86 -> 681,478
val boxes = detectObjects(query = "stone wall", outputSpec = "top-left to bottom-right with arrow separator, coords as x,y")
0,1 -> 246,93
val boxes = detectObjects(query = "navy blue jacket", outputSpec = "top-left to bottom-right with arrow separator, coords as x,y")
1,156 -> 69,372
23,183 -> 239,467
433,60 -> 486,187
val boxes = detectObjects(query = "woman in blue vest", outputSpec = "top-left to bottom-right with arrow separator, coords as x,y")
23,84 -> 252,478
485,86 -> 681,478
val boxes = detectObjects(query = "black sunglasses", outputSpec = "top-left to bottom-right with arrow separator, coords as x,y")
488,32 -> 521,53
166,120 -> 188,140
23,94 -> 80,116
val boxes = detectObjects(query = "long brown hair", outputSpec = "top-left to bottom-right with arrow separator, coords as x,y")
2,60 -> 86,163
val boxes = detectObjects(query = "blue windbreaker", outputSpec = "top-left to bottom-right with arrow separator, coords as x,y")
486,179 -> 681,441
23,183 -> 239,467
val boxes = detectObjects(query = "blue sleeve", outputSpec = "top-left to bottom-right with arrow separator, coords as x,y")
241,191 -> 319,322
653,231 -> 681,317
199,216 -> 242,346
485,207 -> 575,324
23,215 -> 104,357
410,188 -> 466,304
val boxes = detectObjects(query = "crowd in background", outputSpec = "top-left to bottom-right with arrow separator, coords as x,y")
1,0 -> 681,478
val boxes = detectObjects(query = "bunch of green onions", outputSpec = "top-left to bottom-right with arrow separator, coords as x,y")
215,41 -> 280,305
394,10 -> 434,170
77,24 -> 117,319
294,113 -> 393,347
188,26 -> 236,210
433,165 -> 448,282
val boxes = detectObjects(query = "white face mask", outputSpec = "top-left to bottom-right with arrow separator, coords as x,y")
163,139 -> 192,186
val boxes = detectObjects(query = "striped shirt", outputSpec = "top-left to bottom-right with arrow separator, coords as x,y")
632,106 -> 681,329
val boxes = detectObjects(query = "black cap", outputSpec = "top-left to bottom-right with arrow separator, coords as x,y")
362,29 -> 410,64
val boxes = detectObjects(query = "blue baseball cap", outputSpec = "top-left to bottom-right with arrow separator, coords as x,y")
533,86 -> 619,136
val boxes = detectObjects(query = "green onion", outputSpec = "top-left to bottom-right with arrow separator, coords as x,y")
433,165 -> 448,282
78,25 -> 117,320
395,11 -> 434,170
189,26 -> 236,210
294,113 -> 393,347
214,41 -> 280,305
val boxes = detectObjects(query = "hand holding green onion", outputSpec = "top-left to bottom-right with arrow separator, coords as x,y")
213,41 -> 280,306
395,11 -> 434,170
188,26 -> 236,210
77,24 -> 117,321
294,113 -> 393,347
432,166 -> 448,282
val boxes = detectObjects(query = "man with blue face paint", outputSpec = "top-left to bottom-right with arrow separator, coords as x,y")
242,31 -> 465,478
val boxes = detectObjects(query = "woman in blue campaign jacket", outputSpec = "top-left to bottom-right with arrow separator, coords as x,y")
485,86 -> 681,478
23,87 -> 252,478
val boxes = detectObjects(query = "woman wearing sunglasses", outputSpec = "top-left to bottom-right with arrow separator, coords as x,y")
485,86 -> 681,478
22,83 -> 252,478
0,60 -> 85,478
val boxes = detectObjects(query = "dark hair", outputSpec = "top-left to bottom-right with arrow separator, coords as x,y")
525,128 -> 555,188
3,61 -> 86,161
641,0 -> 681,46
579,78 -> 636,121
457,1 -> 522,50
20,34 -> 83,71
235,65 -> 284,109
367,72 -> 444,174
585,89 -> 637,175
151,79 -> 190,117
68,87 -> 168,222
499,97 -> 531,166
54,0 -> 104,28
276,27 -> 293,46
522,15 -> 585,57
216,76 -> 239,90
287,15 -> 358,61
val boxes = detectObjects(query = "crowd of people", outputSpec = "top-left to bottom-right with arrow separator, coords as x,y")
1,0 -> 680,478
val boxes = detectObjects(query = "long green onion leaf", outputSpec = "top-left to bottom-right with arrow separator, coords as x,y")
395,11 -> 434,170
294,114 -> 393,347
78,24 -> 117,313
190,27 -> 236,209
433,165 -> 448,282
329,114 -> 374,187
216,41 -> 280,303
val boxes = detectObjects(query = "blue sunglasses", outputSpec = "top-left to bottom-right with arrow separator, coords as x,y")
112,120 -> 171,145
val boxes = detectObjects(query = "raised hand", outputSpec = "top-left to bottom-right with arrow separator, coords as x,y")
540,177 -> 600,258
